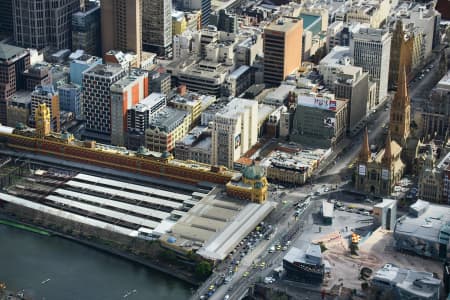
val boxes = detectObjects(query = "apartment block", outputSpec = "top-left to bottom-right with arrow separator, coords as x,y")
82,64 -> 126,143
110,69 -> 149,146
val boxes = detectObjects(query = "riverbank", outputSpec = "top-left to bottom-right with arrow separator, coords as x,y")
0,214 -> 201,286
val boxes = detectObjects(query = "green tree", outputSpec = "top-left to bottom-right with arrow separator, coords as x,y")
195,261 -> 212,279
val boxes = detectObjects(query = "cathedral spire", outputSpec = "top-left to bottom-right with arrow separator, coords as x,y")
395,65 -> 410,107
382,131 -> 392,166
359,127 -> 370,162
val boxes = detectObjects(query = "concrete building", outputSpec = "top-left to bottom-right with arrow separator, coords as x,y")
223,65 -> 253,98
142,0 -> 172,57
126,93 -> 167,149
291,93 -> 348,149
72,1 -> 101,56
6,91 -> 31,128
350,27 -> 391,105
318,46 -> 352,88
101,0 -> 143,65
145,107 -> 190,152
346,0 -> 390,29
394,200 -> 450,260
175,0 -> 210,27
210,9 -> 237,34
69,54 -> 103,86
263,18 -> 303,86
421,71 -> 450,140
148,71 -> 171,95
373,198 -> 397,230
334,66 -> 369,131
172,11 -> 187,36
58,84 -> 82,119
260,147 -> 328,185
110,69 -> 149,146
82,64 -> 127,143
372,263 -> 441,300
418,148 -> 443,204
212,98 -> 258,168
0,43 -> 30,124
23,64 -> 51,92
169,89 -> 216,126
0,0 -> 13,38
283,245 -> 324,283
12,0 -> 80,50
399,3 -> 441,60
31,85 -> 60,132
174,125 -> 211,164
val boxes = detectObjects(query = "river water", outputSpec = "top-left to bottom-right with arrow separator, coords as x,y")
0,225 -> 192,300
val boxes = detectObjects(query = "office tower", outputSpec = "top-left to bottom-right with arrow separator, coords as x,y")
209,9 -> 237,33
82,64 -> 126,143
31,85 -> 60,132
0,43 -> 30,124
69,54 -> 103,86
211,98 -> 258,168
142,0 -> 172,57
12,0 -> 80,49
58,84 -> 83,119
0,0 -> 13,38
263,18 -> 303,86
110,69 -> 149,146
350,27 -> 391,104
175,0 -> 210,28
101,0 -> 143,65
72,1 -> 101,56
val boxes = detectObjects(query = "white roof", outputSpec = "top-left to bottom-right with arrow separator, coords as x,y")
65,180 -> 182,209
74,173 -> 190,201
53,188 -> 170,221
0,193 -> 135,236
0,125 -> 14,134
46,195 -> 159,229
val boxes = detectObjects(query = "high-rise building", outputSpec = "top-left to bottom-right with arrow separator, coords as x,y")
58,83 -> 82,119
142,0 -> 172,57
0,43 -> 30,124
12,0 -> 80,49
350,27 -> 391,104
175,0 -> 210,27
69,54 -> 103,86
0,0 -> 13,38
110,69 -> 149,146
82,64 -> 126,143
31,85 -> 60,132
72,1 -> 101,56
211,98 -> 258,168
209,9 -> 237,33
101,0 -> 143,65
263,18 -> 303,86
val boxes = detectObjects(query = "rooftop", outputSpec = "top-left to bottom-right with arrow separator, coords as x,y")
373,264 -> 440,299
297,93 -> 347,111
260,147 -> 328,173
83,64 -> 123,77
265,17 -> 302,33
395,200 -> 450,245
0,43 -> 27,62
148,107 -> 188,132
284,244 -> 322,266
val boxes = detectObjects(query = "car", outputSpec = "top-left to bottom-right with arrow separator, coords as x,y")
324,187 -> 329,192
276,245 -> 282,251
209,285 -> 215,291
224,295 -> 230,300
243,271 -> 249,277
286,240 -> 291,246
362,211 -> 370,216
282,246 -> 288,251
268,246 -> 275,253
260,262 -> 266,268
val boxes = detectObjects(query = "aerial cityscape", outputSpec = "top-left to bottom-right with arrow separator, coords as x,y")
0,0 -> 449,299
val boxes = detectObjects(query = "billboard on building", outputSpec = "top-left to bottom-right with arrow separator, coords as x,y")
359,164 -> 366,176
323,117 -> 336,128
235,134 -> 241,149
381,169 -> 389,180
329,100 -> 337,110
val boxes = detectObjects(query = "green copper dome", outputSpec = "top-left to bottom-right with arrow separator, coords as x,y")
161,151 -> 172,159
242,164 -> 265,180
